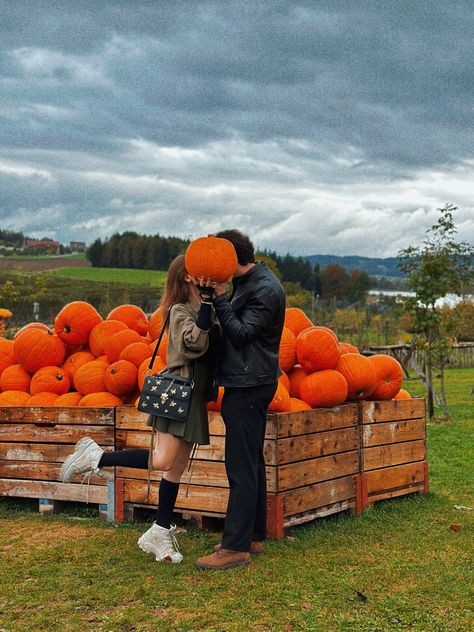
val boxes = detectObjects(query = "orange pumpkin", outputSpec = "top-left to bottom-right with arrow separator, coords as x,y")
336,353 -> 377,401
287,365 -> 307,398
296,327 -> 340,373
74,359 -> 109,395
0,364 -> 31,392
79,392 -> 124,407
138,356 -> 165,390
119,342 -> 152,368
63,351 -> 96,388
30,366 -> 70,396
0,390 -> 30,406
368,354 -> 404,401
284,308 -> 313,336
279,327 -> 297,372
289,397 -> 312,412
185,236 -> 238,283
88,320 -> 128,357
148,307 -> 164,340
0,338 -> 15,375
158,332 -> 168,364
300,370 -> 348,408
53,392 -> 83,406
338,342 -> 359,355
103,329 -> 141,363
207,386 -> 225,412
279,370 -> 290,392
393,388 -> 411,400
14,322 -> 50,339
107,304 -> 149,336
27,392 -> 59,406
54,301 -> 102,346
14,328 -> 66,374
268,382 -> 291,412
104,360 -> 138,396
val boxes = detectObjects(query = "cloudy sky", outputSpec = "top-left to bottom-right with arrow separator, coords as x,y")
0,1 -> 473,257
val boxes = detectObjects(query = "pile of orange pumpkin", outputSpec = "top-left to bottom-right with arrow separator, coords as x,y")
0,301 -> 410,411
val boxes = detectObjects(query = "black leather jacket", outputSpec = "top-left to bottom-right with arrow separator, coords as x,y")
213,262 -> 286,387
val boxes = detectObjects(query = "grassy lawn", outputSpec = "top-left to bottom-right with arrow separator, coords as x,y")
48,267 -> 167,287
0,369 -> 473,631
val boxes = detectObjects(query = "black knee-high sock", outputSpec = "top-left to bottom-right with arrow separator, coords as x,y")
155,478 -> 180,529
98,449 -> 149,469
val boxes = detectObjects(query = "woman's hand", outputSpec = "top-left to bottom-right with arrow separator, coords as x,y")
213,279 -> 232,297
190,277 -> 217,302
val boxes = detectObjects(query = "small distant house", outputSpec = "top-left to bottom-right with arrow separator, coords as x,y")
69,241 -> 87,252
23,238 -> 61,254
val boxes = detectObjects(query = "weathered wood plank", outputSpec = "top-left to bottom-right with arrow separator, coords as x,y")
269,403 -> 358,438
367,482 -> 425,504
0,407 -> 115,425
0,478 -> 107,503
365,462 -> 425,495
276,428 -> 358,465
283,474 -> 355,517
123,479 -> 229,514
362,419 -> 425,447
360,398 -> 425,424
0,461 -> 111,485
363,440 -> 426,471
0,442 -> 76,462
0,424 -> 114,445
284,500 -> 354,526
278,451 -> 359,491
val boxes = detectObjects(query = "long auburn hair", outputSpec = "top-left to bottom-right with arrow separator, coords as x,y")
159,255 -> 191,325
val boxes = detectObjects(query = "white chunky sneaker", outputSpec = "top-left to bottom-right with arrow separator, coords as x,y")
60,437 -> 104,483
137,523 -> 183,564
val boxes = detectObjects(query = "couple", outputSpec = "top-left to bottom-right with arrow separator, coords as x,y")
60,229 -> 285,570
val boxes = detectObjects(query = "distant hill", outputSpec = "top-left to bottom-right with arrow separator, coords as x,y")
305,254 -> 404,278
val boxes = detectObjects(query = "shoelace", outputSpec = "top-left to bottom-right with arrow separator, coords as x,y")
168,527 -> 181,554
79,467 -> 100,504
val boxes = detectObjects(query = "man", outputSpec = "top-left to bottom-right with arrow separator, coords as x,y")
195,229 -> 285,570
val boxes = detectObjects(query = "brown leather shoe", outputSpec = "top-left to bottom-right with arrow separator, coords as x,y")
195,548 -> 250,570
213,541 -> 264,555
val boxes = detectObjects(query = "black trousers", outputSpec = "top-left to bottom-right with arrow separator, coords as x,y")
220,382 -> 277,552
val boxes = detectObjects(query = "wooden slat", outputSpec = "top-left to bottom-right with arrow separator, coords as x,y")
0,407 -> 115,425
0,478 -> 107,503
368,483 -> 425,504
0,442 -> 79,462
284,500 -> 354,526
360,398 -> 425,424
269,403 -> 358,438
283,474 -> 355,517
0,461 -> 111,485
363,440 -> 426,471
123,479 -> 229,514
0,424 -> 114,445
365,462 -> 425,496
275,427 -> 358,465
362,419 -> 425,447
278,451 -> 359,491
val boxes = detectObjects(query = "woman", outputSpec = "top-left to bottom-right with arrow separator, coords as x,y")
60,255 -> 220,564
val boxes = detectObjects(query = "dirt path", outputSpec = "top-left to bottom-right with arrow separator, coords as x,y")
0,257 -> 91,271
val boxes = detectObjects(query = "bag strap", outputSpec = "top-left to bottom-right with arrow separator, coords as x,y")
147,306 -> 195,380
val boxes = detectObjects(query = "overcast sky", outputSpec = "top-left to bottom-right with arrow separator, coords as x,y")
0,1 -> 473,257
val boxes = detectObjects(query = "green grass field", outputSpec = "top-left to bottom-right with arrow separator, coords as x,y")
49,267 -> 167,287
0,369 -> 473,631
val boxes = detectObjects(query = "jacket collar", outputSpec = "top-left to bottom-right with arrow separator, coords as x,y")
233,261 -> 267,287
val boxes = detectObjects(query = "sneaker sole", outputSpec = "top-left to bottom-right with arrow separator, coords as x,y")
59,438 -> 98,483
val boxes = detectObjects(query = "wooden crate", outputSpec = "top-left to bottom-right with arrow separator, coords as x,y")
0,406 -> 115,518
358,398 -> 428,509
114,403 -> 361,537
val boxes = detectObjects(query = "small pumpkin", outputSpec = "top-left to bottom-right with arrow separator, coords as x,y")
79,392 -> 124,407
296,327 -> 340,373
54,301 -> 102,346
300,370 -> 348,408
53,392 -> 83,407
268,382 -> 291,412
74,359 -> 109,395
207,386 -> 225,412
279,327 -> 297,372
138,356 -> 165,390
287,365 -> 307,399
367,354 -> 404,401
279,370 -> 290,392
104,360 -> 138,396
14,328 -> 66,374
88,320 -> 128,357
63,351 -> 96,388
30,366 -> 70,396
184,236 -> 238,283
27,391 -> 59,406
158,332 -> 168,364
289,397 -> 312,412
336,353 -> 377,401
0,364 -> 31,392
107,304 -> 149,336
338,342 -> 359,355
284,308 -> 313,337
103,329 -> 142,363
393,388 -> 411,400
148,307 -> 164,341
0,390 -> 30,406
0,338 -> 15,375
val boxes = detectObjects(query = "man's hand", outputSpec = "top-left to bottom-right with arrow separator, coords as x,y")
214,278 -> 232,297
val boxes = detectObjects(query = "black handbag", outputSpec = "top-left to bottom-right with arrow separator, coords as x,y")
137,309 -> 194,422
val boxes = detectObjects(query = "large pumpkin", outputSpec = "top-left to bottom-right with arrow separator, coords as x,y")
104,360 -> 138,396
74,359 -> 109,395
0,390 -> 30,406
103,329 -> 142,363
338,342 -> 359,355
0,364 -> 31,392
119,342 -> 153,368
0,338 -> 15,375
287,365 -> 307,398
63,351 -> 96,387
279,370 -> 290,392
300,370 -> 348,408
53,392 -> 83,407
289,397 -> 312,412
184,236 -> 238,283
13,322 -> 50,339
27,391 -> 59,406
54,301 -> 102,346
30,366 -> 70,396
158,332 -> 168,364
368,354 -> 404,400
207,386 -> 224,412
138,356 -> 165,390
296,327 -> 340,373
79,392 -> 124,407
14,328 -> 66,373
148,307 -> 164,341
279,327 -> 297,372
88,320 -> 128,357
284,308 -> 313,337
107,305 -> 149,336
336,353 -> 377,401
268,382 -> 291,412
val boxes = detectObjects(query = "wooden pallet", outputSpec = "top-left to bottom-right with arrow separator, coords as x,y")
0,406 -> 115,519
